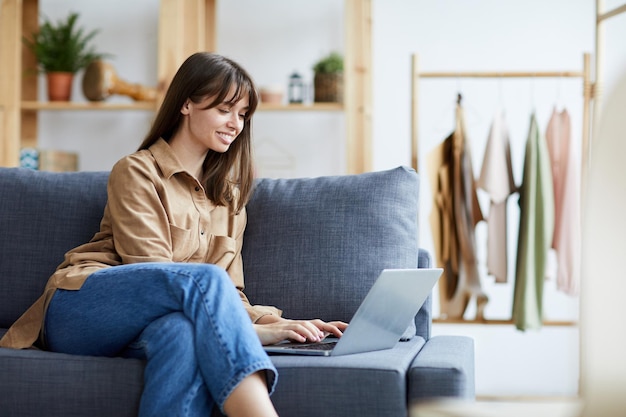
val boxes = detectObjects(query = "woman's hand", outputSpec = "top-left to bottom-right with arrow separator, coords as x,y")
253,316 -> 348,346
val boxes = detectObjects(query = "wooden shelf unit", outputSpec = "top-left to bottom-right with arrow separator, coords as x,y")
1,0 -> 372,173
433,318 -> 578,327
19,101 -> 343,112
20,101 -> 158,111
258,103 -> 344,112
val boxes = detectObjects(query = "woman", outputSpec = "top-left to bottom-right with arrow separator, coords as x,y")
0,52 -> 347,416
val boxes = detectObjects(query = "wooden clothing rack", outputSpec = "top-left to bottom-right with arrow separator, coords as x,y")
410,52 -> 593,182
410,53 -> 592,327
408,3 -> 624,327
594,0 -> 626,153
410,0 -> 626,194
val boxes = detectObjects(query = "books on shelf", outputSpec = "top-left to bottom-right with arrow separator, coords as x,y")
20,148 -> 78,172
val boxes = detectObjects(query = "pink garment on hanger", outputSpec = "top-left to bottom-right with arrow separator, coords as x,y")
477,110 -> 516,283
545,108 -> 580,296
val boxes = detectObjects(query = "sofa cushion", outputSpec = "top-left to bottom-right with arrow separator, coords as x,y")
269,336 -> 426,417
0,168 -> 109,328
0,347 -> 143,417
242,166 -> 420,325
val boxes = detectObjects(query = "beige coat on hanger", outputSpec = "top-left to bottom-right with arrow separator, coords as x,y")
428,101 -> 488,320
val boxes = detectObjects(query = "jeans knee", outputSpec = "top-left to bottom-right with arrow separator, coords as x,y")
197,263 -> 230,280
161,312 -> 194,338
157,312 -> 194,338
185,264 -> 234,292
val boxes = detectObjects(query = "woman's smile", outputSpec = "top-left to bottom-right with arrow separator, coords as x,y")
216,130 -> 236,146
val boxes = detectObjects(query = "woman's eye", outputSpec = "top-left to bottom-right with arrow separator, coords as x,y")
239,113 -> 246,119
218,108 -> 229,114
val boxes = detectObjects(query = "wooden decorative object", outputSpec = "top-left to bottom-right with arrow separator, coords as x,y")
82,60 -> 157,102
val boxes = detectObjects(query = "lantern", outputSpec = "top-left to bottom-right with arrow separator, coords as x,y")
288,72 -> 305,104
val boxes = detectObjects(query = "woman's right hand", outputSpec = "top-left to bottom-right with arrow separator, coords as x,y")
253,317 -> 347,346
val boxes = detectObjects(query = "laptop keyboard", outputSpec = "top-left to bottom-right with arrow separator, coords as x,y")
294,341 -> 338,351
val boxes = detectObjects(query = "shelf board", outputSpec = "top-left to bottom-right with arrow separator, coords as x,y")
433,318 -> 578,327
20,101 -> 343,112
258,102 -> 343,111
21,101 -> 157,111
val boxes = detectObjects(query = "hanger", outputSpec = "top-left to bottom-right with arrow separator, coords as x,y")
529,75 -> 537,115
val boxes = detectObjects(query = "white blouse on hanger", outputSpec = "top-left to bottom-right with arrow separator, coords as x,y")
477,110 -> 516,283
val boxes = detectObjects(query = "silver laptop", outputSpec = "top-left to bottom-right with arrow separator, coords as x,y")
263,268 -> 442,356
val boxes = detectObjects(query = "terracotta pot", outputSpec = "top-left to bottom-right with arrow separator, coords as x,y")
46,72 -> 74,101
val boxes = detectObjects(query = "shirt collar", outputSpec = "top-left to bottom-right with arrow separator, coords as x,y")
149,138 -> 187,179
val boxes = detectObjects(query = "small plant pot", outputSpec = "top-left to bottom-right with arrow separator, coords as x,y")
259,86 -> 284,104
46,72 -> 74,101
314,72 -> 343,103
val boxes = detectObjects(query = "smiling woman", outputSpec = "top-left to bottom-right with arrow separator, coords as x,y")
174,86 -> 249,162
1,52 -> 279,417
0,51 -> 349,417
138,52 -> 259,211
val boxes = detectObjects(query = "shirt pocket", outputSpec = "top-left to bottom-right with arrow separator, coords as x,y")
170,224 -> 199,262
207,235 -> 237,268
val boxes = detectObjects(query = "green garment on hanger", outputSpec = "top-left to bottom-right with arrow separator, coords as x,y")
512,113 -> 555,331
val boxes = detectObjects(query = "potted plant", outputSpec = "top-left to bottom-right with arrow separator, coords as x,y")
312,52 -> 344,103
23,12 -> 106,101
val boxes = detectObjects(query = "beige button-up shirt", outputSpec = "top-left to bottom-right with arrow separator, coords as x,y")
0,139 -> 281,349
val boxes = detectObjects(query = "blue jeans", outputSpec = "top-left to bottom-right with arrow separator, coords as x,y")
44,263 -> 278,417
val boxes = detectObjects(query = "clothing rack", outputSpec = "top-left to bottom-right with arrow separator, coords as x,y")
411,53 -> 592,327
594,0 -> 626,153
410,1 -> 625,185
411,53 -> 592,182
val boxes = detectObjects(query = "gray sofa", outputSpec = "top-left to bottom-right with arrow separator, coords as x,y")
0,166 -> 474,417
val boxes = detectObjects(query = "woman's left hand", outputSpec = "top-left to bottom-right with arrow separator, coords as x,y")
253,316 -> 348,346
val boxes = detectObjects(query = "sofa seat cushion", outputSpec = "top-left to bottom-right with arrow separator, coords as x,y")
408,335 -> 476,401
242,166 -> 420,324
0,347 -> 144,417
268,337 -> 426,417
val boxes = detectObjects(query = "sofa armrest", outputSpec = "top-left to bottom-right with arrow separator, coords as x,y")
418,248 -> 432,269
408,335 -> 475,402
414,248 -> 433,339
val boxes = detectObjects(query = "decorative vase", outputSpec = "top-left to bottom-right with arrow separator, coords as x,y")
46,72 -> 74,101
314,72 -> 343,103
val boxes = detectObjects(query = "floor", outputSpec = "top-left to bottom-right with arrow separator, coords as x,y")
410,398 -> 583,417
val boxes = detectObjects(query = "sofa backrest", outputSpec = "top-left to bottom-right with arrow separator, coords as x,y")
242,166 -> 432,338
0,168 -> 109,328
0,166 -> 431,338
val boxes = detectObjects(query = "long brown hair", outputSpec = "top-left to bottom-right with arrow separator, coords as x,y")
139,52 -> 258,213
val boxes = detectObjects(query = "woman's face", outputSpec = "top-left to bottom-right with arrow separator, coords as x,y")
180,84 -> 250,154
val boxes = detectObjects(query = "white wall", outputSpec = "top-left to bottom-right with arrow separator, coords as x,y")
35,0 -> 626,399
216,0 -> 346,178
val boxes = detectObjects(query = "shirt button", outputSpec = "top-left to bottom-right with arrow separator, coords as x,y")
200,230 -> 205,235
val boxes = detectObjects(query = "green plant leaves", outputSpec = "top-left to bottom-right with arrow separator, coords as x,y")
313,52 -> 344,74
23,12 -> 107,73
